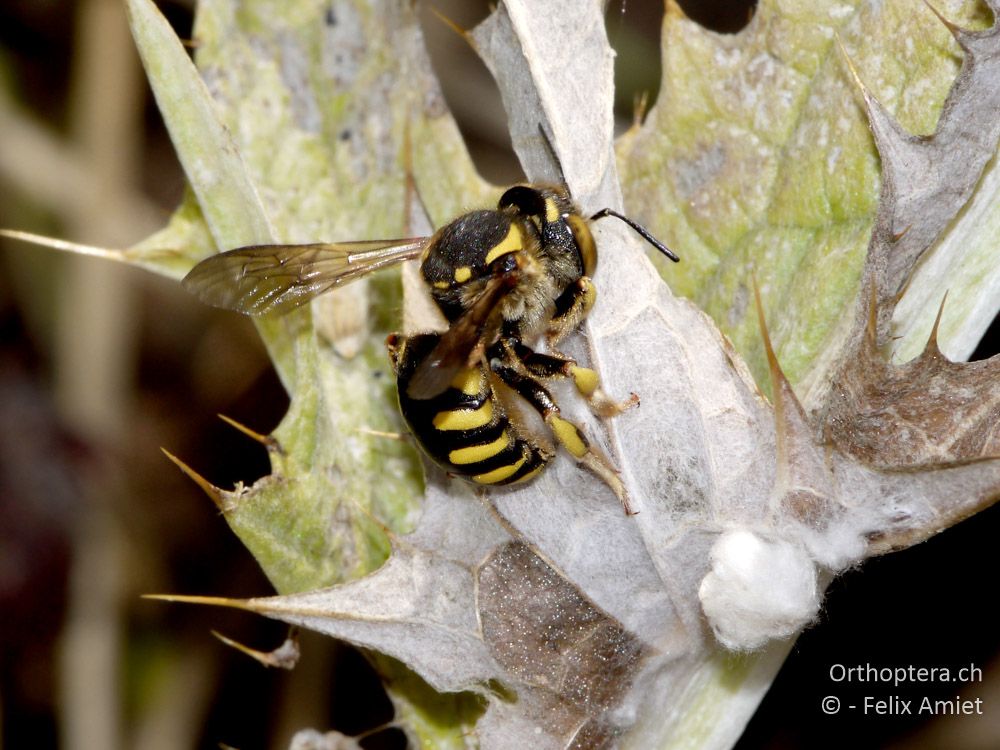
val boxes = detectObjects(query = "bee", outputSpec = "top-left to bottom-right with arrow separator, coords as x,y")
183,182 -> 677,514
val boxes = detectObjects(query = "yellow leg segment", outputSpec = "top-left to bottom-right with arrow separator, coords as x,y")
544,413 -> 635,514
568,365 -> 639,417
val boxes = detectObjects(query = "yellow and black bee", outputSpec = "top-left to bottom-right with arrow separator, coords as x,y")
183,182 -> 677,514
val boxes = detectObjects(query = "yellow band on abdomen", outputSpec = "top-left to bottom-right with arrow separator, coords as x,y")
433,401 -> 493,431
449,368 -> 485,396
473,454 -> 526,484
449,431 -> 510,465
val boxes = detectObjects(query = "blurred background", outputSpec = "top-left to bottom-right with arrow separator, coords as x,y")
0,1 -> 997,748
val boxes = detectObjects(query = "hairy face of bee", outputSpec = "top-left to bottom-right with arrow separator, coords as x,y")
500,184 -> 595,279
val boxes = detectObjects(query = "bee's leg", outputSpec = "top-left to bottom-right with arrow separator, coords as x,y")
546,277 -> 596,345
507,341 -> 638,417
491,362 -> 635,514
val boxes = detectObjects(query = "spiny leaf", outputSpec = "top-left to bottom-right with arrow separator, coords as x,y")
824,287 -> 1000,469
125,0 -> 275,251
619,0 -> 998,401
808,0 -> 1000,499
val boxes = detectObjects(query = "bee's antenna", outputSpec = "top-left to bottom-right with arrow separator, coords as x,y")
590,208 -> 680,262
536,123 -> 571,195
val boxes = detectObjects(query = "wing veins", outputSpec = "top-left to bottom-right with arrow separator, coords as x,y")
183,238 -> 429,315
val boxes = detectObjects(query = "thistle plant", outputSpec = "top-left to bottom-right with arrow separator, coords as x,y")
12,0 -> 1000,747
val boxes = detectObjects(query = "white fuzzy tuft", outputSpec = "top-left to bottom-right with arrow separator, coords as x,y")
699,530 -> 820,651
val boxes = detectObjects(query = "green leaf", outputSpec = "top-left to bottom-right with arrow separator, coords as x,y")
125,0 -> 275,251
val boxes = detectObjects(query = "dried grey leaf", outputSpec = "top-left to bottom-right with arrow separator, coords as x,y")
813,1 -> 1000,513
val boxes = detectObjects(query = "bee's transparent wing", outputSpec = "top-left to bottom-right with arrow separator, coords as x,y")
406,268 -> 521,399
182,238 -> 430,316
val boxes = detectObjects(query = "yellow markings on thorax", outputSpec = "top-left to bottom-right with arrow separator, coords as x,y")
484,223 -> 523,265
433,280 -> 450,289
549,416 -> 588,458
454,266 -> 472,283
433,400 -> 493,431
449,430 -> 510,465
449,368 -> 485,396
473,453 -> 526,484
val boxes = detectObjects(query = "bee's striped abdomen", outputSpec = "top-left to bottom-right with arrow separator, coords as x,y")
389,333 -> 550,486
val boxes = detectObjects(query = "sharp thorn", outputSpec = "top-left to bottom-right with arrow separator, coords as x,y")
217,414 -> 284,454
357,427 -> 407,441
0,228 -> 129,263
922,0 -> 966,44
161,447 -> 227,511
751,272 -> 781,381
835,34 -> 869,98
142,592 -> 252,609
344,494 -> 394,542
429,6 -> 471,44
927,291 -> 949,353
211,629 -> 300,670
